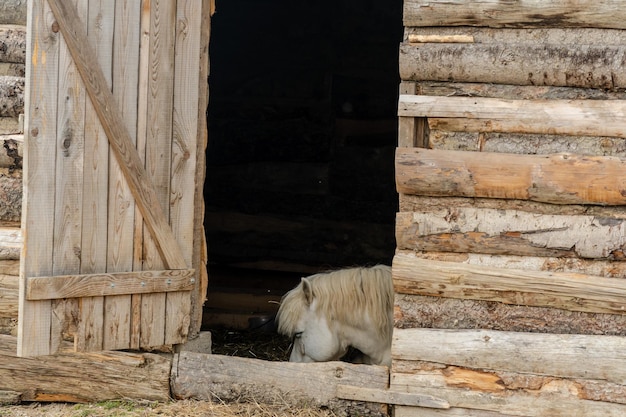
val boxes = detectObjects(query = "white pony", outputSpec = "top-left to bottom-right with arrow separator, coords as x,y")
275,265 -> 394,366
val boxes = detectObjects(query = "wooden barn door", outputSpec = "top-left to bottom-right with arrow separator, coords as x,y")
17,0 -> 209,356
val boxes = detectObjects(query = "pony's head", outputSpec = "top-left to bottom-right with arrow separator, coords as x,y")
276,265 -> 393,365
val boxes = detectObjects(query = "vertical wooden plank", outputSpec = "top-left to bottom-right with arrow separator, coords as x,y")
18,0 -> 60,357
165,0 -> 203,344
103,0 -> 142,351
77,0 -> 114,352
138,0 -> 177,348
50,0 -> 88,352
187,0 -> 210,339
398,81 -> 417,148
398,81 -> 428,148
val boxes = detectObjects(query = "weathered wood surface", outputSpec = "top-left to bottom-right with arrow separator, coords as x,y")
428,130 -> 626,157
0,76 -> 24,118
336,385 -> 449,409
26,269 -> 195,300
395,408 -> 518,417
399,195 -> 626,221
0,169 -> 21,223
0,260 -> 18,276
396,207 -> 626,260
0,135 -> 22,169
0,3 -> 26,25
392,361 -> 626,416
171,352 -> 389,415
416,81 -> 626,101
46,0 -> 187,271
0,274 -> 18,319
0,334 -> 171,402
403,0 -> 626,29
0,227 -> 20,260
0,26 -> 25,64
399,95 -> 626,138
393,251 -> 626,314
400,42 -> 626,89
406,27 -> 626,46
395,293 -> 626,336
396,147 -> 626,206
19,0 -> 59,357
392,328 -> 626,384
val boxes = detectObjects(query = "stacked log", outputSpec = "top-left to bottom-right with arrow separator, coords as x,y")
394,1 -> 626,415
0,12 -> 25,338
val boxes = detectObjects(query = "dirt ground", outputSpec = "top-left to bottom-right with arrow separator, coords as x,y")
0,399 -> 337,417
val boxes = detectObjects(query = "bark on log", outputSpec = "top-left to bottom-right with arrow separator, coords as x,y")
417,81 -> 626,101
0,334 -> 171,402
0,63 -> 23,77
403,0 -> 626,29
0,26 -> 26,64
393,252 -> 626,314
396,148 -> 626,206
399,95 -> 626,138
392,361 -> 626,417
0,274 -> 17,319
396,207 -> 626,259
0,134 -> 22,169
399,250 -> 626,279
395,293 -> 626,336
392,328 -> 626,384
406,27 -> 626,46
0,170 -> 21,224
429,131 -> 626,158
171,352 -> 389,415
399,43 -> 626,89
0,76 -> 24,117
399,195 -> 626,221
0,4 -> 26,26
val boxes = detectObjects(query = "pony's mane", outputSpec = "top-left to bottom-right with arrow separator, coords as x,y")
276,265 -> 393,340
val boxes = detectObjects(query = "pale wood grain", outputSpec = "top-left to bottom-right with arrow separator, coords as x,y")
400,42 -> 626,89
396,148 -> 626,206
46,0 -> 187,270
399,95 -> 626,138
18,0 -> 58,357
165,0 -> 203,345
336,385 -> 449,408
76,0 -> 114,352
392,328 -> 626,384
2,334 -> 170,402
26,269 -> 195,300
404,0 -> 626,29
138,0 -> 177,349
393,252 -> 626,314
171,352 -> 389,406
103,0 -> 142,352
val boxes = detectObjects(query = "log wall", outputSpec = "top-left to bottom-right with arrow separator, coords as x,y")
394,1 -> 626,415
0,11 -> 24,338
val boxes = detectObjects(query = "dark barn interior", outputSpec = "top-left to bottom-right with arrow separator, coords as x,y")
203,0 -> 403,334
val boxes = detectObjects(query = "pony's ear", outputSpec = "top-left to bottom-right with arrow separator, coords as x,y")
301,277 -> 314,305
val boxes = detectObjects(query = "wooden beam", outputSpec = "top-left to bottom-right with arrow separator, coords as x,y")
392,328 -> 626,384
393,252 -> 626,315
396,208 -> 626,260
398,95 -> 626,138
396,147 -> 626,206
400,43 -> 626,89
403,0 -> 626,29
0,227 -> 20,260
408,34 -> 474,43
46,0 -> 187,270
25,269 -> 195,300
336,385 -> 449,408
171,352 -> 389,414
0,334 -> 170,402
